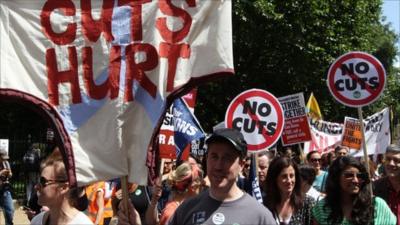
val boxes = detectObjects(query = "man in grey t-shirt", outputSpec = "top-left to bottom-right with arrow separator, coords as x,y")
169,128 -> 275,225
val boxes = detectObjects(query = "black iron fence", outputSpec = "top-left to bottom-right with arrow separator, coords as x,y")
6,139 -> 50,203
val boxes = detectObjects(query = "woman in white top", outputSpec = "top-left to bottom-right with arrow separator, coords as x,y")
30,148 -> 93,225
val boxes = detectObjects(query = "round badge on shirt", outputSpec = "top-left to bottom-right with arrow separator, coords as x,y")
212,213 -> 225,225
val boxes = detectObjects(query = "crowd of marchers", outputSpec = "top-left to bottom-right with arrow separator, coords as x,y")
5,128 -> 398,225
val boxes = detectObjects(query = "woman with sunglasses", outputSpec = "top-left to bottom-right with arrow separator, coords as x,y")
264,156 -> 315,225
307,151 -> 328,193
30,148 -> 93,225
312,156 -> 396,225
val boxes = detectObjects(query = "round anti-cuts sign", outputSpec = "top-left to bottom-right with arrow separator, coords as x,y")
327,51 -> 386,107
225,89 -> 284,152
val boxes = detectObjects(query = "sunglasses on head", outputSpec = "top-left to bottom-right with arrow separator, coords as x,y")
342,172 -> 367,181
310,158 -> 321,163
39,176 -> 68,187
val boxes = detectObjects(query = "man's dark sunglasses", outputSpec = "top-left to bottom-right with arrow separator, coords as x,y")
39,176 -> 68,187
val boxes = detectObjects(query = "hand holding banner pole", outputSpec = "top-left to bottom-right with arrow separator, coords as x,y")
119,176 -> 143,225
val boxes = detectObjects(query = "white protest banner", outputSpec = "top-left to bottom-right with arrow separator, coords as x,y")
278,92 -> 312,146
304,108 -> 390,156
0,1 -> 233,185
352,107 -> 390,157
303,119 -> 343,154
225,89 -> 284,152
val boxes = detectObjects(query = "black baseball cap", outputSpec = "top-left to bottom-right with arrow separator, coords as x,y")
206,128 -> 247,157
387,144 -> 400,153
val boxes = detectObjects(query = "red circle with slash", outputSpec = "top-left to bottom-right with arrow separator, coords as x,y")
327,51 -> 386,107
225,89 -> 284,152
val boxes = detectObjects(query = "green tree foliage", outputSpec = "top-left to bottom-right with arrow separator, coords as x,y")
196,0 -> 398,131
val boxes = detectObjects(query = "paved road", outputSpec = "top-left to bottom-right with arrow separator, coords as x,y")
0,207 -> 30,225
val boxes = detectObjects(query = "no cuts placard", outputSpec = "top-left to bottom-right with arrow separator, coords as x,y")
225,89 -> 284,152
327,51 -> 386,107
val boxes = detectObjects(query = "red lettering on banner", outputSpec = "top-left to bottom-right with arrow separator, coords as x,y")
108,46 -> 122,99
40,0 -> 76,45
309,136 -> 323,152
309,135 -> 341,153
118,0 -> 151,41
309,141 -> 316,152
46,47 -> 82,105
81,0 -> 114,42
159,42 -> 190,92
39,1 -> 201,105
82,46 -> 121,100
156,0 -> 195,43
124,43 -> 158,102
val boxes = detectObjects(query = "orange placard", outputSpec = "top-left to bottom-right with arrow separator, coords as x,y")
341,117 -> 362,150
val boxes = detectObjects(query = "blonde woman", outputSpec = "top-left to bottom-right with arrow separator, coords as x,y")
159,162 -> 203,225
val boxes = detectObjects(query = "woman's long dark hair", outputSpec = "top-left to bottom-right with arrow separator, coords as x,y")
325,156 -> 373,225
263,156 -> 303,212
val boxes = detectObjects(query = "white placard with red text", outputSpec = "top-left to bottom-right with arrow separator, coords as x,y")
278,93 -> 311,146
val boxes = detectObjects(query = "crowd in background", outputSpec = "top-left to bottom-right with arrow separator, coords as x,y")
8,128 -> 399,225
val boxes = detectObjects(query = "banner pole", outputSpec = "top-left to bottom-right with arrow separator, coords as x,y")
121,176 -> 130,213
357,107 -> 373,196
159,158 -> 165,178
254,153 -> 259,181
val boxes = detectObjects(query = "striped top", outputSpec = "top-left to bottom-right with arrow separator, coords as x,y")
312,197 -> 396,225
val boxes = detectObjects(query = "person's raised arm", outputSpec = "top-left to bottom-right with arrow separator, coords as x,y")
145,179 -> 162,225
117,200 -> 141,225
94,189 -> 105,225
